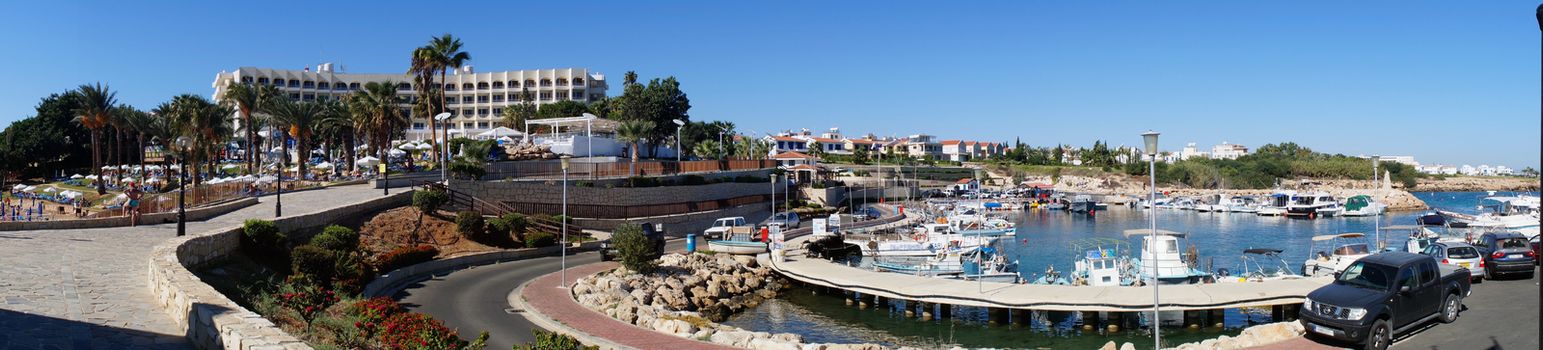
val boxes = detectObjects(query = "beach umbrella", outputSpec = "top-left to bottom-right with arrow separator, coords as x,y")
387,148 -> 407,156
239,175 -> 257,182
221,164 -> 240,170
146,177 -> 161,184
415,143 -> 433,150
84,175 -> 98,180
398,143 -> 418,151
43,187 -> 56,193
21,186 -> 36,192
169,164 -> 181,170
207,178 -> 225,184
11,184 -> 25,190
315,162 -> 335,170
70,174 -> 84,179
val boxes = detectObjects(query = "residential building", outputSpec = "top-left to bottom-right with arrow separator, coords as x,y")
211,64 -> 607,142
1477,164 -> 1495,176
771,151 -> 816,167
1180,143 -> 1209,160
1211,142 -> 1249,159
951,178 -> 979,193
1496,166 -> 1514,176
902,134 -> 943,159
1376,155 -> 1418,167
766,135 -> 809,154
1459,165 -> 1478,176
940,140 -> 1006,162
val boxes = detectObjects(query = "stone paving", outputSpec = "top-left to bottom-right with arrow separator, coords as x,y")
0,185 -> 384,349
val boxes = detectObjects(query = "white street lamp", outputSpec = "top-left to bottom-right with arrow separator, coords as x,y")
1141,130 -> 1160,350
673,119 -> 685,163
434,112 -> 453,182
559,156 -> 571,288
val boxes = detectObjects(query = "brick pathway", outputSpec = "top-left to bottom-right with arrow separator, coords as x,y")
1247,336 -> 1341,349
0,185 -> 382,349
522,262 -> 738,350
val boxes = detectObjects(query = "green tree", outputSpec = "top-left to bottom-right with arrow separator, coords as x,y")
534,100 -> 589,120
218,82 -> 281,174
500,87 -> 537,135
73,83 -> 117,194
611,223 -> 657,273
615,120 -> 654,172
347,81 -> 409,164
852,143 -> 871,164
416,34 -> 472,161
315,99 -> 356,175
266,99 -> 325,177
807,141 -> 826,160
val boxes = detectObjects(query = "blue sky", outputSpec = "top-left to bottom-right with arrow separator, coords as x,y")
1,1 -> 1538,168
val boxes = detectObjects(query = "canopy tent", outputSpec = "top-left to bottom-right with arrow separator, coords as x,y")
475,127 -> 525,140
70,174 -> 84,179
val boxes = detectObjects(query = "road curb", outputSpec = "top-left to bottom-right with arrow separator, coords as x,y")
507,266 -> 634,350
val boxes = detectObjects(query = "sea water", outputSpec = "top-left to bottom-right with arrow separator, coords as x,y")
723,191 -> 1534,349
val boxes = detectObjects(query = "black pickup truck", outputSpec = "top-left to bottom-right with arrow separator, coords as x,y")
599,222 -> 665,262
1300,252 -> 1471,350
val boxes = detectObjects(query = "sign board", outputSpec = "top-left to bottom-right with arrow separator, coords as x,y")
769,225 -> 785,250
812,218 -> 829,236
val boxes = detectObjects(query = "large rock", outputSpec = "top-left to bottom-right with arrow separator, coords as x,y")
1099,341 -> 1118,350
710,330 -> 755,348
1120,342 -> 1135,350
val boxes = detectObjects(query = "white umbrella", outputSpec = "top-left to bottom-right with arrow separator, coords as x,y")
415,143 -> 433,150
207,178 -> 225,184
387,148 -> 407,156
102,165 -> 116,170
239,175 -> 257,182
70,174 -> 84,179
221,164 -> 240,169
287,166 -> 300,172
43,187 -> 56,193
84,175 -> 99,180
146,177 -> 161,184
169,164 -> 182,170
11,184 -> 26,190
255,175 -> 278,184
315,162 -> 335,170
271,146 -> 284,152
22,186 -> 36,192
398,143 -> 418,151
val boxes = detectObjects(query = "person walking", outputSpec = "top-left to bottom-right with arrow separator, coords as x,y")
125,182 -> 143,226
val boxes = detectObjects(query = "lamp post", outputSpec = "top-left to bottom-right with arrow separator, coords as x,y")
176,137 -> 189,237
275,123 -> 284,217
770,172 -> 777,216
434,112 -> 453,182
1372,155 -> 1381,249
1141,130 -> 1161,350
718,131 -> 725,160
673,119 -> 685,163
559,156 -> 570,288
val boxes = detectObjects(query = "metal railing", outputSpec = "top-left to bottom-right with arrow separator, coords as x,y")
485,159 -> 775,180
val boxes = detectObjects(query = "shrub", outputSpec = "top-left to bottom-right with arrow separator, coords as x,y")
291,245 -> 337,281
413,189 -> 448,214
374,245 -> 439,273
501,213 -> 529,235
242,219 -> 288,256
318,225 -> 358,250
449,160 -> 487,180
514,329 -> 596,350
309,234 -> 348,252
486,216 -> 511,236
611,223 -> 657,274
331,253 -> 371,295
682,174 -> 707,185
275,279 -> 339,329
455,211 -> 487,242
350,297 -> 403,340
380,312 -> 466,350
524,232 -> 557,248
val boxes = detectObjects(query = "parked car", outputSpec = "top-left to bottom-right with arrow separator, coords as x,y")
1419,242 -> 1485,283
1300,252 -> 1471,350
1532,236 -> 1540,266
1472,231 -> 1536,279
702,217 -> 748,240
600,222 -> 666,262
761,212 -> 801,229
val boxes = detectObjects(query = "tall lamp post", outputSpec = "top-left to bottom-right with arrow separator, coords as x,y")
673,119 -> 685,163
434,112 -> 453,182
1141,130 -> 1161,350
176,137 -> 189,237
718,131 -> 725,160
1372,155 -> 1381,249
558,156 -> 571,288
274,123 -> 284,217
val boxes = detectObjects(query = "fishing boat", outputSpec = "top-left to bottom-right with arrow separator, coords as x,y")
1414,211 -> 1446,226
1125,229 -> 1212,284
1170,197 -> 1197,211
1044,195 -> 1069,210
1339,195 -> 1386,217
1069,195 -> 1097,214
949,246 -> 1020,283
1218,248 -> 1301,283
1437,195 -> 1540,236
1194,194 -> 1226,213
1301,233 -> 1373,277
1070,238 -> 1136,286
872,249 -> 971,276
1256,192 -> 1293,216
943,214 -> 1017,236
707,227 -> 767,255
1140,194 -> 1172,209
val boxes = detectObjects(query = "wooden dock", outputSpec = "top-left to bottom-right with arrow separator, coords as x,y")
763,235 -> 1331,313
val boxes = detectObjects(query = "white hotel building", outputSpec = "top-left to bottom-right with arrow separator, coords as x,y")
211,64 -> 608,141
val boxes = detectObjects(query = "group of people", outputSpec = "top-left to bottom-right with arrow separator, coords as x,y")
1,193 -> 91,222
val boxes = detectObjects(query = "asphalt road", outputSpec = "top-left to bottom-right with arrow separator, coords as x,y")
395,240 -> 688,350
1387,266 -> 1540,350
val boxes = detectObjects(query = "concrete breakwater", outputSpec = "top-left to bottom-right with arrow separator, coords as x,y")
572,253 -> 889,350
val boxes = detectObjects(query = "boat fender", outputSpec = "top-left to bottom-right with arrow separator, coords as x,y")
913,233 -> 926,242
1308,212 -> 1316,219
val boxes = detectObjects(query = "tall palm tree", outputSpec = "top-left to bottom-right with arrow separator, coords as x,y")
315,99 -> 354,176
409,47 -> 440,157
615,120 -> 654,175
416,34 -> 471,161
119,106 -> 154,178
266,99 -> 325,178
348,81 -> 408,172
161,94 -> 231,186
219,82 -> 279,174
73,83 -> 117,195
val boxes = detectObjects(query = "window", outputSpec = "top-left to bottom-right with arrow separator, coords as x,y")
288,80 -> 300,88
1447,247 -> 1480,259
556,78 -> 568,86
273,79 -> 286,86
1417,262 -> 1436,286
462,83 -> 474,90
477,95 -> 489,103
316,95 -> 330,102
1397,267 -> 1418,290
462,109 -> 472,116
1499,237 -> 1528,249
492,95 -> 505,102
303,81 -> 315,88
477,82 -> 489,90
349,82 -> 360,90
289,93 -> 300,100
462,122 -> 473,129
257,77 -> 269,84
573,77 -> 584,86
241,77 -> 254,83
571,90 -> 584,99
397,83 -> 412,91
524,79 -> 536,87
508,80 -> 519,88
539,92 -> 552,100
509,93 -> 521,101
492,81 -> 504,89
318,82 -> 330,90
492,107 -> 502,115
557,93 -> 569,101
335,83 -> 349,91
477,122 -> 489,129
540,79 -> 552,87
477,108 -> 489,116
412,122 -> 426,130
462,96 -> 474,103
446,98 -> 458,105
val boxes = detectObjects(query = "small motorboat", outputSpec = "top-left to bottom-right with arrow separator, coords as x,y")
1415,212 -> 1446,226
707,227 -> 767,255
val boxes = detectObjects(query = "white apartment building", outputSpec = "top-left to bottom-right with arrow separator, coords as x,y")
212,64 -> 607,142
1459,165 -> 1478,176
1210,142 -> 1249,159
1496,166 -> 1514,176
1376,155 -> 1418,167
1180,143 -> 1209,160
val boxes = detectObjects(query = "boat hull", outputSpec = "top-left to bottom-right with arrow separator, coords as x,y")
707,241 -> 767,255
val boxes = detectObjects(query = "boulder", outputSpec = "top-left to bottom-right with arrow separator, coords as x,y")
710,330 -> 755,348
1120,342 -> 1135,350
1099,341 -> 1117,350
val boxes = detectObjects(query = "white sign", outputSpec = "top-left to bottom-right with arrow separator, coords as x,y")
812,218 -> 828,236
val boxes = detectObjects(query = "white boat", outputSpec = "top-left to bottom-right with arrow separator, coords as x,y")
873,249 -> 971,276
1226,196 -> 1260,213
1339,195 -> 1386,217
1256,191 -> 1294,216
850,223 -> 993,257
1285,192 -> 1339,218
1438,195 -> 1540,237
707,228 -> 767,255
1218,248 -> 1301,283
942,214 -> 1017,236
1302,233 -> 1373,277
1170,197 -> 1197,211
1070,239 -> 1135,286
1125,229 -> 1212,284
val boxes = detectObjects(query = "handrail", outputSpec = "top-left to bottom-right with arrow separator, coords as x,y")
415,180 -> 571,238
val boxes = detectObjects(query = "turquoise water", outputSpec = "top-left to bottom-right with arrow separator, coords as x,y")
725,191 -> 1535,349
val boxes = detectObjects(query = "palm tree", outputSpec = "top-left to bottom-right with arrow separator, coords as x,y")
267,99 -> 325,178
161,94 -> 231,186
119,106 -> 155,178
219,82 -> 280,174
73,83 -> 117,195
409,47 -> 440,157
500,87 -> 537,137
417,34 -> 471,160
615,120 -> 653,175
315,99 -> 355,177
348,81 -> 408,172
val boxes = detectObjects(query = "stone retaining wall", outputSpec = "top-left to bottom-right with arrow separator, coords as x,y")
0,196 -> 259,232
147,191 -> 412,349
452,179 -> 785,207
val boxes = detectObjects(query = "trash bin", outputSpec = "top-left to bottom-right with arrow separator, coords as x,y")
686,233 -> 696,252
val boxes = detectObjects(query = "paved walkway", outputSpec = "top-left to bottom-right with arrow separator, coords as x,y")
0,185 -> 383,349
521,262 -> 737,350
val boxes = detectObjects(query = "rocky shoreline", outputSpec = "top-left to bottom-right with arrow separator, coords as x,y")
1162,321 -> 1304,350
572,253 -> 889,350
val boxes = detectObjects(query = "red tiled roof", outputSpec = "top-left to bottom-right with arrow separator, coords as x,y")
845,139 -> 880,144
788,164 -> 820,171
940,140 -> 962,145
955,178 -> 975,184
772,151 -> 815,159
769,136 -> 803,142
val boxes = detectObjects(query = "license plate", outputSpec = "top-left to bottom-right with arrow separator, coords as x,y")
1311,324 -> 1334,336
1459,262 -> 1470,268
1509,254 -> 1522,259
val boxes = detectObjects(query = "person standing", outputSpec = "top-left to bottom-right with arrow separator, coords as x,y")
125,183 -> 143,226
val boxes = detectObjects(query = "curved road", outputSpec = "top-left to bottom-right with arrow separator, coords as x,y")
394,240 -> 687,350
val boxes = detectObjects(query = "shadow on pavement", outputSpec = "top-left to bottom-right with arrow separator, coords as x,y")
0,308 -> 188,349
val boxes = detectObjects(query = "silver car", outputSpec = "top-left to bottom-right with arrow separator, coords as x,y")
1422,242 -> 1485,282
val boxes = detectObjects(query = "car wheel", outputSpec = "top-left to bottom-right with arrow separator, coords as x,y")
1364,319 -> 1391,350
1439,293 -> 1461,323
1484,264 -> 1494,280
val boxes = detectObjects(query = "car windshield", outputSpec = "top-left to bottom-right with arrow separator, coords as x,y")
1335,261 -> 1393,291
1447,247 -> 1479,259
1498,238 -> 1528,249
